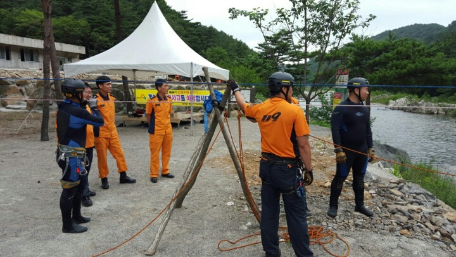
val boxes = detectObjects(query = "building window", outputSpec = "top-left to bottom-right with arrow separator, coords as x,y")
0,45 -> 11,60
20,48 -> 39,62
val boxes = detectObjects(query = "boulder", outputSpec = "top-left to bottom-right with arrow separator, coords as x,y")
0,79 -> 15,86
0,84 -> 20,96
1,94 -> 25,107
373,142 -> 411,168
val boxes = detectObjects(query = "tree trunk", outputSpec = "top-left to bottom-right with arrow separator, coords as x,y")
40,0 -> 52,141
114,0 -> 133,113
122,75 -> 133,112
49,24 -> 62,101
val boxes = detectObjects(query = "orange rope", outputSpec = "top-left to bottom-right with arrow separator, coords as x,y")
309,135 -> 456,177
218,116 -> 351,257
92,120 -> 228,257
218,226 -> 350,257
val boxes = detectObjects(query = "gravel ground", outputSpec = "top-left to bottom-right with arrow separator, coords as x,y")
0,113 -> 453,257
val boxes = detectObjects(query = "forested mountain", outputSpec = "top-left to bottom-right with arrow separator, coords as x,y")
370,23 -> 449,43
1,0 -> 455,99
0,0 -> 254,60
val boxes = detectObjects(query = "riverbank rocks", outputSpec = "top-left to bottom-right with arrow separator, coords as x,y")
373,141 -> 411,168
303,177 -> 456,252
388,97 -> 456,115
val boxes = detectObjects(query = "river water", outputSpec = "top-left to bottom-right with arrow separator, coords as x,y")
370,105 -> 456,175
302,101 -> 456,175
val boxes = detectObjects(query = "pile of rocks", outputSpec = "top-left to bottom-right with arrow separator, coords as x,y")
388,97 -> 456,115
306,177 -> 456,252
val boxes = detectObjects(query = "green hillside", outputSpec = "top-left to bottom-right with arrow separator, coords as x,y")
370,23 -> 447,43
0,0 -> 255,60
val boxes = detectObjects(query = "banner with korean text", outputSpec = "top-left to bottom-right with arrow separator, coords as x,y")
135,89 -> 215,106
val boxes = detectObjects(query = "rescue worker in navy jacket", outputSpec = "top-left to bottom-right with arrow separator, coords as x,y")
229,72 -> 314,257
327,77 -> 378,218
56,79 -> 104,233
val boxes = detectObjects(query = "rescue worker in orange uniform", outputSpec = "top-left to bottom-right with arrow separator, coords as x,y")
229,72 -> 314,257
146,79 -> 175,183
94,76 -> 136,189
291,96 -> 299,105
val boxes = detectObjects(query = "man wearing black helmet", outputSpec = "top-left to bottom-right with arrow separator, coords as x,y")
328,77 -> 378,218
56,78 -> 104,233
229,72 -> 314,257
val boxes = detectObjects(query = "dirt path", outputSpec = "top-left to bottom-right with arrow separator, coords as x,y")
0,111 -> 453,256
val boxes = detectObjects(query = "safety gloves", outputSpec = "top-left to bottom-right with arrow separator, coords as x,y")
227,79 -> 240,93
303,168 -> 313,186
334,147 -> 347,163
368,148 -> 379,163
87,98 -> 98,109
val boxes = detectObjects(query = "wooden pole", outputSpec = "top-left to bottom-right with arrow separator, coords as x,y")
145,67 -> 260,255
201,67 -> 261,220
145,76 -> 231,256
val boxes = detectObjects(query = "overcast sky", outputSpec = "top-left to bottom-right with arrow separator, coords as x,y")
164,0 -> 456,49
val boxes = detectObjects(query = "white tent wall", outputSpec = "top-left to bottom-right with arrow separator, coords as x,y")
63,2 -> 229,80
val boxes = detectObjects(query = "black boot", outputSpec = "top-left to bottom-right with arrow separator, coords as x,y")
73,215 -> 91,224
353,174 -> 372,216
82,196 -> 93,207
62,220 -> 88,233
119,172 -> 136,183
101,177 -> 109,189
355,205 -> 373,217
327,206 -> 338,218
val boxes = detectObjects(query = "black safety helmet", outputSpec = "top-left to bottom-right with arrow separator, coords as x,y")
268,72 -> 294,92
61,78 -> 85,98
347,77 -> 369,92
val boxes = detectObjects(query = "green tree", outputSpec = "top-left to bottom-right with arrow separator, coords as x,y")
204,46 -> 230,66
53,16 -> 90,46
337,35 -> 456,96
14,9 -> 44,38
229,0 -> 375,121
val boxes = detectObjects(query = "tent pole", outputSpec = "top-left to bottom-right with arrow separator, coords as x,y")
133,69 -> 137,110
190,63 -> 194,136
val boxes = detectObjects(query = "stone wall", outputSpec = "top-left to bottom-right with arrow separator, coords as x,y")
0,69 -> 212,113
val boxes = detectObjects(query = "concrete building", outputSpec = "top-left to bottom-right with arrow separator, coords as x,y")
0,33 -> 85,70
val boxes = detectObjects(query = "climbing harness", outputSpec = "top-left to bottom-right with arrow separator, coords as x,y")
56,144 -> 88,178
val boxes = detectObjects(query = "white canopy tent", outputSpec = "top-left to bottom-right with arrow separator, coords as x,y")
64,2 -> 229,80
64,2 -> 230,135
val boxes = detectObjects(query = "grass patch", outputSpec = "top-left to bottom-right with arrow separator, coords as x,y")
371,92 -> 410,105
309,119 -> 330,128
393,160 -> 456,209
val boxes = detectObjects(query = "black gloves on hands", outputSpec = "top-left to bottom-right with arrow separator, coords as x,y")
227,79 -> 240,93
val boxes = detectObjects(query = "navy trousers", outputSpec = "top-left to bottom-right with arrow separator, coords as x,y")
259,160 -> 313,257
